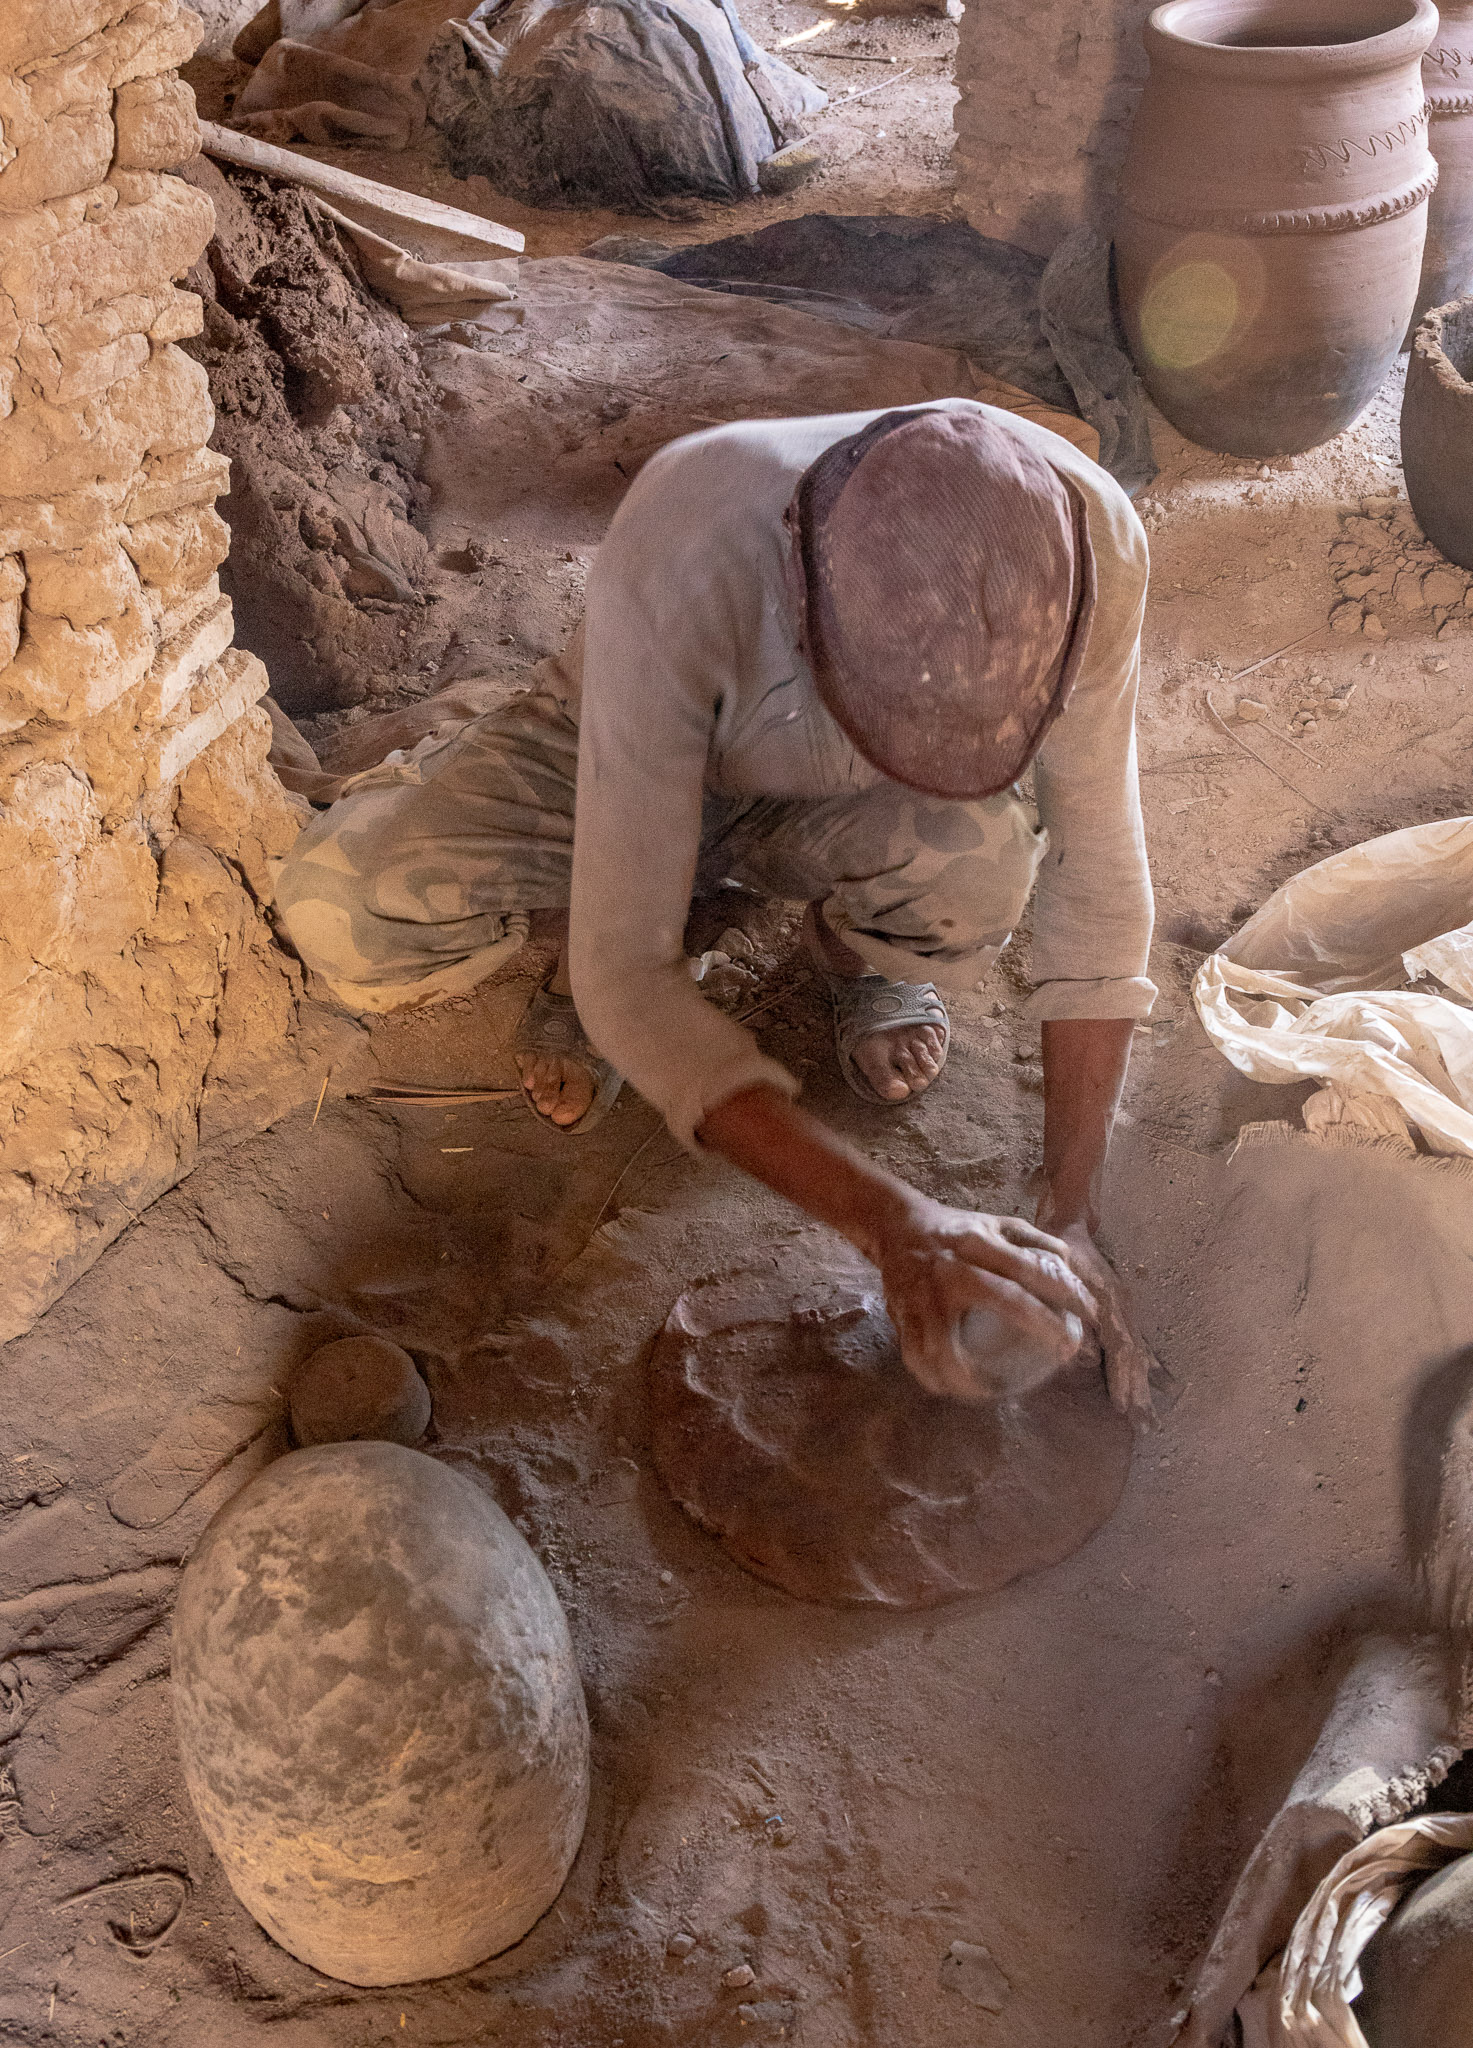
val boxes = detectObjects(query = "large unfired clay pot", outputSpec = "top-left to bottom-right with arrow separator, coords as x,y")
1414,1 -> 1473,325
1117,0 -> 1439,456
1401,293 -> 1473,566
172,1443 -> 589,1986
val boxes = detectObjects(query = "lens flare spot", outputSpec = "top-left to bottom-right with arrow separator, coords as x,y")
1140,260 -> 1241,370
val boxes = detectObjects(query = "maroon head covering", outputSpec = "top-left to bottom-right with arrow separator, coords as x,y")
787,407 -> 1096,799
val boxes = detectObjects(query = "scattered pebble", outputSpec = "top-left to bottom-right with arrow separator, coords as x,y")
1320,698 -> 1349,719
737,2002 -> 796,2028
1362,614 -> 1387,642
667,1932 -> 697,1959
1424,567 -> 1466,608
1257,464 -> 1272,480
724,1963 -> 757,1989
939,1940 -> 1011,2013
1235,698 -> 1267,722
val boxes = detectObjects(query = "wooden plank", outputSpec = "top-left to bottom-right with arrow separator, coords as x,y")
198,121 -> 524,258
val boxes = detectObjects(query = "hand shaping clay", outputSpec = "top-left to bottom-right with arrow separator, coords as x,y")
172,1443 -> 589,1985
648,1240 -> 1133,1608
288,1334 -> 431,1446
1356,1851 -> 1473,2046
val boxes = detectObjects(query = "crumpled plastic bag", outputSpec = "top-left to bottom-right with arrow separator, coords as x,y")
1193,818 -> 1473,1156
1177,1635 -> 1464,2048
1237,1811 -> 1473,2048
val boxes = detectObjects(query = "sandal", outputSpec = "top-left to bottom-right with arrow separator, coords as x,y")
513,986 -> 623,1134
826,972 -> 950,1104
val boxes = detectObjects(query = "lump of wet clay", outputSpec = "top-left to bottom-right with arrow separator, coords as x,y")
1356,1851 -> 1473,2047
649,1239 -> 1133,1608
289,1334 -> 431,1447
173,1442 -> 589,1985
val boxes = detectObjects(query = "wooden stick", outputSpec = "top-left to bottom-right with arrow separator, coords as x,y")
1204,692 -> 1333,815
587,1125 -> 666,1236
199,121 -> 524,256
360,1084 -> 521,1105
736,972 -> 812,1027
1225,624 -> 1327,683
815,66 -> 916,111
1259,722 -> 1324,767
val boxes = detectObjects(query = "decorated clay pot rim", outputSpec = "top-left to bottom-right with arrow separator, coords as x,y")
1413,294 -> 1473,395
1119,162 -> 1437,234
1146,0 -> 1438,79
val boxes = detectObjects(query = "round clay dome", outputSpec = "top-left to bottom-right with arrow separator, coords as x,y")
288,1334 -> 431,1447
172,1442 -> 589,1985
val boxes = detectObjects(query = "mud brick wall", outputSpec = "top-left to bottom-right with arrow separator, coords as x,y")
953,0 -> 1154,256
0,1 -> 324,1340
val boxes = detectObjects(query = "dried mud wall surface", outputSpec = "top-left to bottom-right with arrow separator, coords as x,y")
177,156 -> 437,718
952,0 -> 1152,256
0,0 -> 327,1342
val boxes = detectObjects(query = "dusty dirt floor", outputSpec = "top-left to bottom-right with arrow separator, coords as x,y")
6,23 -> 1473,2048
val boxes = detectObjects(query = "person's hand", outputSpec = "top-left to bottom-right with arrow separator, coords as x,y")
1051,1222 -> 1157,1426
871,1195 -> 1100,1404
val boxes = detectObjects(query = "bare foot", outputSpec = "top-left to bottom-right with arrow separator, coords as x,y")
515,1049 -> 596,1127
802,902 -> 947,1103
516,943 -> 596,1126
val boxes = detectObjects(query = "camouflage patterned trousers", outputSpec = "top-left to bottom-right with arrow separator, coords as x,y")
273,690 -> 1048,1012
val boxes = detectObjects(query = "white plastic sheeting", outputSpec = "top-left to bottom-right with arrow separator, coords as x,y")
1193,818 -> 1473,1156
1237,1812 -> 1473,2048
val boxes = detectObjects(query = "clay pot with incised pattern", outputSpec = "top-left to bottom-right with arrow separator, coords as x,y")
1117,0 -> 1439,456
1401,294 -> 1473,567
1413,1 -> 1473,327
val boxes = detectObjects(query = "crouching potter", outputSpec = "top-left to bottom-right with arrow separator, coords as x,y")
275,402 -> 1158,1412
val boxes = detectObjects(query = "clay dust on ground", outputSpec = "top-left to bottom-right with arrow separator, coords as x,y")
5,33 -> 1473,2048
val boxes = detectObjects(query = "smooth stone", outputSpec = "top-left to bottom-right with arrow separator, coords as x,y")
173,1442 -> 589,1985
648,1237 -> 1133,1608
289,1335 -> 431,1447
1357,1850 -> 1473,2047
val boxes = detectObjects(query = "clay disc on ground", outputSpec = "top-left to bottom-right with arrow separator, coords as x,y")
649,1239 -> 1134,1608
289,1334 -> 431,1446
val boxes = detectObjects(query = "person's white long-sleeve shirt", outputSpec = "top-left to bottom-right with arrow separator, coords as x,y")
568,400 -> 1155,1149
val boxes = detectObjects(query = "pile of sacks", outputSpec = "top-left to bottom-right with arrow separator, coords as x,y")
227,0 -> 825,208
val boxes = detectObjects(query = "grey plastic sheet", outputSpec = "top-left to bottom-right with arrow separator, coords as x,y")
586,214 -> 1157,493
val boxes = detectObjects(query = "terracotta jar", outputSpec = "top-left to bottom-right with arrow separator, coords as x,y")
1401,293 -> 1473,567
1414,1 -> 1473,325
1117,0 -> 1439,456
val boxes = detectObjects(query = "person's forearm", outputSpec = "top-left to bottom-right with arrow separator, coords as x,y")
1037,1016 -> 1135,1235
697,1085 -> 918,1263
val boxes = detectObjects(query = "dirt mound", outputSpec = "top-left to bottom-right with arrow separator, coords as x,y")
179,157 -> 437,714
